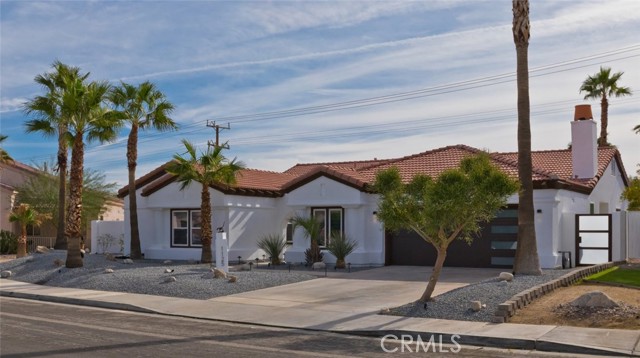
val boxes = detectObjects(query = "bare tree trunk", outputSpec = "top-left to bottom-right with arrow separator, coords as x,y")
54,124 -> 67,250
420,247 -> 447,302
200,183 -> 213,263
65,133 -> 84,268
599,95 -> 609,146
512,0 -> 541,275
127,124 -> 142,259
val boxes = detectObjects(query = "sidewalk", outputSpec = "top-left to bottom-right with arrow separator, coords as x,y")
1,279 -> 638,356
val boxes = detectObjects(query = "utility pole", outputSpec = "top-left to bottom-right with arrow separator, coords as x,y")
206,120 -> 230,149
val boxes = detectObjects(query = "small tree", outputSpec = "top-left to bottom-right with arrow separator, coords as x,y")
9,204 -> 50,258
622,177 -> 640,211
373,154 -> 518,302
290,215 -> 324,265
327,232 -> 357,269
166,140 -> 245,263
0,135 -> 13,164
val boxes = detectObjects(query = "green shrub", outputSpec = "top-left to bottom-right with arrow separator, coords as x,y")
0,230 -> 18,254
257,234 -> 287,265
327,232 -> 358,269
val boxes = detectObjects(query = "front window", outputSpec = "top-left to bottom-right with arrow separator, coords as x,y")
312,207 -> 343,247
171,209 -> 202,247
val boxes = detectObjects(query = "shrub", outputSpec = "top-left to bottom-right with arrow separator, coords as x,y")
304,239 -> 323,266
327,232 -> 358,269
0,230 -> 18,254
257,234 -> 287,265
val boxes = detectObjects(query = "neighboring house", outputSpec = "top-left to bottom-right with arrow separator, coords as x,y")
119,106 -> 633,268
0,159 -> 123,249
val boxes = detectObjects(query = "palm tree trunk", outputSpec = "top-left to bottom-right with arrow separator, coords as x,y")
54,124 -> 67,250
599,95 -> 608,146
512,0 -> 541,275
65,133 -> 84,268
420,247 -> 447,302
200,183 -> 213,263
17,226 -> 27,258
127,124 -> 142,259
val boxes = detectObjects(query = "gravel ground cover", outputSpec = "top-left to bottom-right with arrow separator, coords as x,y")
386,268 -> 575,322
0,251 -> 316,300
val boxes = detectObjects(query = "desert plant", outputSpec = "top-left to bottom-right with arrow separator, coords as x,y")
257,234 -> 287,265
0,230 -> 18,254
304,240 -> 323,266
327,232 -> 358,269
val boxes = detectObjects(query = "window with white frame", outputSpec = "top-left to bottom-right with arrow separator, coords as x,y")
312,207 -> 343,247
171,209 -> 202,247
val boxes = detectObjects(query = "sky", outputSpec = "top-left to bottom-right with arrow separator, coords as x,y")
1,0 -> 639,188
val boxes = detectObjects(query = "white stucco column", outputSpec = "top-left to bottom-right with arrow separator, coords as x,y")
215,232 -> 229,271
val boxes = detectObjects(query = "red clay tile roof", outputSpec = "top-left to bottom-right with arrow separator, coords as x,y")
122,145 -> 626,198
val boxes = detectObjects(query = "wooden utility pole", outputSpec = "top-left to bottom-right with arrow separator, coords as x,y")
206,120 -> 230,149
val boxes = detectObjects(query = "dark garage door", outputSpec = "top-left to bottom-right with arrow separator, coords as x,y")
385,205 -> 518,268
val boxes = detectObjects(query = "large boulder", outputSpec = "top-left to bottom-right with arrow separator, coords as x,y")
228,275 -> 237,283
1,270 -> 12,278
36,246 -> 50,254
469,301 -> 482,312
213,268 -> 227,279
499,272 -> 514,282
570,291 -> 619,308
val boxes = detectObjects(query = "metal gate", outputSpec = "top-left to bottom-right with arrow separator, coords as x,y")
575,214 -> 611,265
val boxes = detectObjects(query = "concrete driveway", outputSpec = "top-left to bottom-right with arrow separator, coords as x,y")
210,266 -> 503,316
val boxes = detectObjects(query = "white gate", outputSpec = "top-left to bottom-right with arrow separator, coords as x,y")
575,214 -> 611,265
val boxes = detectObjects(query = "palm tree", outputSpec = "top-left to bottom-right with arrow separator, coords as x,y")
62,78 -> 121,268
580,67 -> 633,146
632,124 -> 639,134
512,0 -> 541,275
290,215 -> 324,264
109,81 -> 176,259
24,61 -> 89,250
9,204 -> 50,258
166,140 -> 245,263
0,134 -> 13,164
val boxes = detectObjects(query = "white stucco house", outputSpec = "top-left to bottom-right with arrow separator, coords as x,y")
118,105 -> 633,269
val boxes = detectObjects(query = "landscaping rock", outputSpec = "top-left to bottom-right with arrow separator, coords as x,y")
499,280 -> 509,286
105,253 -> 116,261
122,259 -> 134,264
499,272 -> 514,282
164,269 -> 174,273
470,301 -> 482,312
312,262 -> 326,270
36,246 -> 50,254
164,276 -> 176,283
53,259 -> 64,267
570,291 -> 619,308
1,270 -> 12,278
104,268 -> 114,273
213,268 -> 227,279
80,249 -> 85,258
201,271 -> 215,279
228,275 -> 237,283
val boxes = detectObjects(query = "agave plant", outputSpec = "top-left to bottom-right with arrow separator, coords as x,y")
327,232 -> 358,269
257,234 -> 287,265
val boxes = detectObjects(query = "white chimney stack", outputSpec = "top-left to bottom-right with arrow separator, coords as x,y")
571,104 -> 598,179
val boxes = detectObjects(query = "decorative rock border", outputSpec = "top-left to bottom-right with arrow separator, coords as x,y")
492,261 -> 624,323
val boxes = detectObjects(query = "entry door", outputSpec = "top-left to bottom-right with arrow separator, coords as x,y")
575,214 -> 612,265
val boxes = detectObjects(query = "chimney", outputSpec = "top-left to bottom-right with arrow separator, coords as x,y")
571,104 -> 597,179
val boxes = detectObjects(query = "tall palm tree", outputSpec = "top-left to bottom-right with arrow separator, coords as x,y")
0,135 -> 13,164
109,81 -> 176,259
166,140 -> 245,263
580,67 -> 633,146
9,204 -> 50,258
60,78 -> 121,268
512,0 -> 541,275
634,124 -> 640,134
25,61 -> 89,250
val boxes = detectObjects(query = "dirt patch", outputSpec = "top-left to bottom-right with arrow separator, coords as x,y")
510,283 -> 640,330
0,255 -> 16,263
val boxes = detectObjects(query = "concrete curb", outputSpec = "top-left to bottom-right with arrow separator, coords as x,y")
493,261 -> 620,323
0,290 -> 157,314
